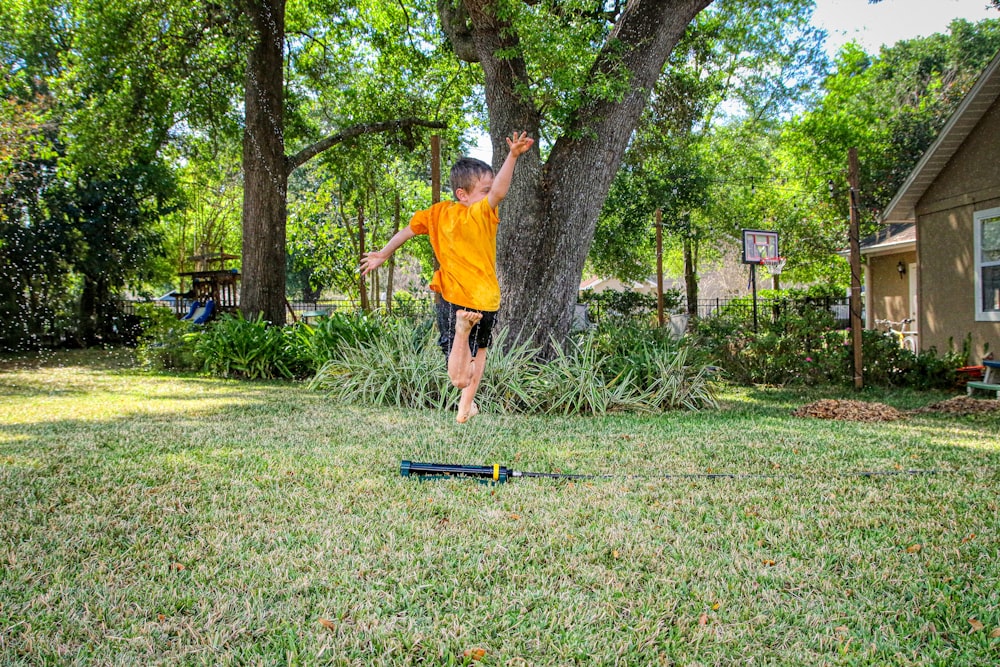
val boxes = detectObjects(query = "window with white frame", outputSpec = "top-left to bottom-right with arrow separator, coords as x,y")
975,207 -> 1000,321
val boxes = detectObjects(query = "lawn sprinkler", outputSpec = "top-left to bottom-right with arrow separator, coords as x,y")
400,460 -> 596,484
399,460 -> 946,484
399,460 -> 749,484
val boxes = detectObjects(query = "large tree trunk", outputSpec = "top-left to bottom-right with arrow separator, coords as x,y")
241,0 -> 288,325
460,0 -> 713,351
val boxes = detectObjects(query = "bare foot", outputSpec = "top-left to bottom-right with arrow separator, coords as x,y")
457,402 -> 479,424
454,310 -> 483,336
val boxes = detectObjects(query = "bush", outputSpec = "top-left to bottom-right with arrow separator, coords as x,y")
579,288 -> 683,324
290,310 -> 391,371
835,329 -> 965,390
192,312 -> 304,380
134,303 -> 200,371
692,302 -> 965,389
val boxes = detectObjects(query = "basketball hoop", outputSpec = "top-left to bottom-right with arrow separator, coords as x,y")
760,255 -> 786,276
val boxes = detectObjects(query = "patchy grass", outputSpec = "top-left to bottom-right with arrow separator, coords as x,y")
1,350 -> 998,665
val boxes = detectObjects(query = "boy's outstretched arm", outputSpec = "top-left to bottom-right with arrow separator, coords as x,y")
360,226 -> 416,277
487,131 -> 534,209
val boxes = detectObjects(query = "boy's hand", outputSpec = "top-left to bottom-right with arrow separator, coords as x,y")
360,250 -> 387,277
506,131 -> 534,158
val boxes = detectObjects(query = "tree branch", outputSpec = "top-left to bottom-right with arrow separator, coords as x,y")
438,0 -> 479,63
285,117 -> 447,175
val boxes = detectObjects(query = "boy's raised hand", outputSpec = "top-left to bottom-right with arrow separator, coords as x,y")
506,131 -> 534,158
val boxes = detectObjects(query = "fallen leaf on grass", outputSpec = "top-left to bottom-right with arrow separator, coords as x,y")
319,618 -> 337,632
171,562 -> 186,571
611,550 -> 620,559
509,513 -> 520,521
905,544 -> 922,553
962,533 -> 976,543
990,627 -> 1000,638
969,618 -> 984,633
157,614 -> 166,622
698,613 -> 709,626
462,647 -> 487,661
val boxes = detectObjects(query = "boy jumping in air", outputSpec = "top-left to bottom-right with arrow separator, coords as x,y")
360,131 -> 534,423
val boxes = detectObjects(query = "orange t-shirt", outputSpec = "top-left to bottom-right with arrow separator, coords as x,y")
408,197 -> 500,311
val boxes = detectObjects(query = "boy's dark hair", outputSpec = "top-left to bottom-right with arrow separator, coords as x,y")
450,157 -> 493,196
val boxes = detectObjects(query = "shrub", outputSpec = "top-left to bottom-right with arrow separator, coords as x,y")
691,304 -> 839,386
134,303 -> 200,371
192,312 -> 302,380
693,301 -> 965,389
833,329 -> 965,390
297,311 -> 389,367
579,288 -> 683,324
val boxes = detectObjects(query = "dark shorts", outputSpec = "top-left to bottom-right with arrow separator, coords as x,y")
436,299 -> 497,358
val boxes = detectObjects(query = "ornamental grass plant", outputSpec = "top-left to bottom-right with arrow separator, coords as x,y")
309,323 -> 718,415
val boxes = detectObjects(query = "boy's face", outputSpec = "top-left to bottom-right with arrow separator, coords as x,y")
457,173 -> 494,206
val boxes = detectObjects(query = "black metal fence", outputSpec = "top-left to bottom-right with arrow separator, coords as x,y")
690,296 -> 851,327
124,294 -> 851,328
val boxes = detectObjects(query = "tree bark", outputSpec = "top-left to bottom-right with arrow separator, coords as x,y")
683,235 -> 698,317
241,0 -> 288,324
386,192 -> 400,313
458,0 -> 713,351
238,0 -> 446,325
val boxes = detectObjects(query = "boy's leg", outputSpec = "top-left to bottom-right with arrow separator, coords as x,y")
448,310 -> 482,388
457,348 -> 487,423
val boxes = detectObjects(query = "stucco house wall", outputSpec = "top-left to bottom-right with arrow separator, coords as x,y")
867,251 -> 917,327
914,96 -> 1000,357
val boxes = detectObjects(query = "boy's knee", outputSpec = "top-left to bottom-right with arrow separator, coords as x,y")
449,372 -> 471,389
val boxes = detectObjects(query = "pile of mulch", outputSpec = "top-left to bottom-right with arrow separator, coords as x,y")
910,395 -> 1000,416
794,396 -> 1000,422
792,399 -> 906,422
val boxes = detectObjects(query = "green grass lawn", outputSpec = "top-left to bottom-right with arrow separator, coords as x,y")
1,350 -> 998,666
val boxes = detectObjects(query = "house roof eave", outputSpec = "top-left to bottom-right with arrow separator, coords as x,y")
881,49 -> 1000,224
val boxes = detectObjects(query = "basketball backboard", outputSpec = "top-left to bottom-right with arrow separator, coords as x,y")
741,229 -> 780,264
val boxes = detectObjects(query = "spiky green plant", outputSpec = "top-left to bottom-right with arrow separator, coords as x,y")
309,322 -> 453,410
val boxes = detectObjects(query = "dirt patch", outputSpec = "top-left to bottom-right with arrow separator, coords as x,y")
794,396 -> 1000,422
792,399 -> 906,422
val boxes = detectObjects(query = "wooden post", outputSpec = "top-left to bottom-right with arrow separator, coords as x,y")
848,148 -> 864,389
656,208 -> 664,327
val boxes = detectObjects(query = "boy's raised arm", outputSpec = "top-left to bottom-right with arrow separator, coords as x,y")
487,131 -> 534,209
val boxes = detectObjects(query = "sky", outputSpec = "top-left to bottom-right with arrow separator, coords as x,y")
814,0 -> 998,56
470,0 -> 999,161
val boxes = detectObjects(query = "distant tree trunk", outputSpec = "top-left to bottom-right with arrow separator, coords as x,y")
78,276 -> 98,346
240,0 -> 287,325
386,192 -> 400,313
301,275 -> 321,304
684,236 -> 698,316
79,275 -> 112,346
453,0 -> 712,351
358,200 -> 369,312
